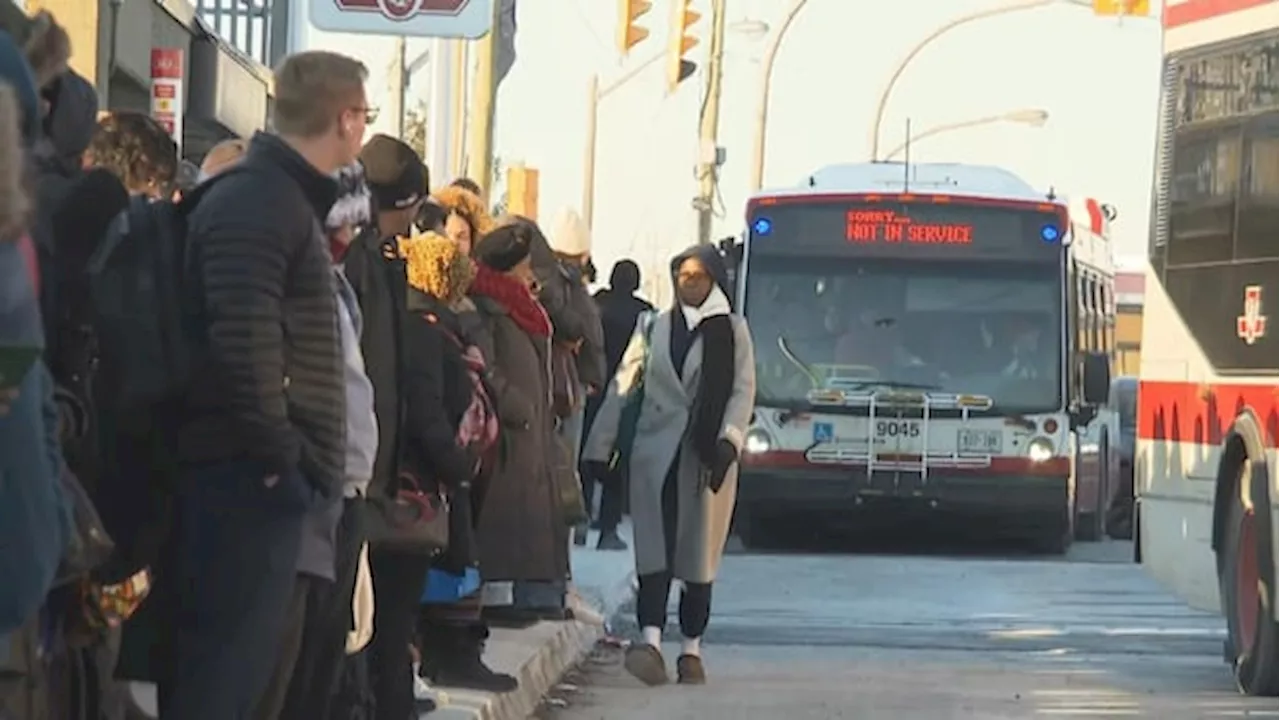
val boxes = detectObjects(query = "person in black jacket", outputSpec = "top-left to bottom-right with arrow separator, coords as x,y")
342,133 -> 435,720
399,231 -> 517,695
163,51 -> 367,720
582,259 -> 653,546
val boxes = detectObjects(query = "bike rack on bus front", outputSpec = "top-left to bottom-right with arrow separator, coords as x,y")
803,389 -> 995,483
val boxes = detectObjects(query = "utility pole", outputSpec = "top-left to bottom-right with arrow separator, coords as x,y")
387,35 -> 406,139
581,49 -> 666,230
694,0 -> 727,245
465,0 -> 504,197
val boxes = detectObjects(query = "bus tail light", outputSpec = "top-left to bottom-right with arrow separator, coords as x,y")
1043,418 -> 1059,434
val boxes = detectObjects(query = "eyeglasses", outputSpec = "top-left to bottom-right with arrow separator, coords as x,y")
677,270 -> 710,283
351,105 -> 379,124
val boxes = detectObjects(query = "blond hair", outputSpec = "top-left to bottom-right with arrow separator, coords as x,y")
400,231 -> 476,303
273,51 -> 368,138
431,184 -> 494,237
0,82 -> 30,242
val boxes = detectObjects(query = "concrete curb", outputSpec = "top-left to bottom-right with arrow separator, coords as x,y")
429,571 -> 637,720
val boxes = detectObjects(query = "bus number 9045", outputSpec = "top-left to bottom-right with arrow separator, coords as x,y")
875,420 -> 921,438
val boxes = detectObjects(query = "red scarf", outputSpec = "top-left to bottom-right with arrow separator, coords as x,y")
470,264 -> 551,337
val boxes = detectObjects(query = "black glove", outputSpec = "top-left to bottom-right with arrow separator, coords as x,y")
706,439 -> 738,494
582,460 -> 612,483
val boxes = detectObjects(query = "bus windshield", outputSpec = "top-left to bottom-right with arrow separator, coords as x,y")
744,256 -> 1063,413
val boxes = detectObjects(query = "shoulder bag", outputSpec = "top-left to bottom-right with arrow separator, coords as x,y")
364,267 -> 451,557
609,311 -> 656,472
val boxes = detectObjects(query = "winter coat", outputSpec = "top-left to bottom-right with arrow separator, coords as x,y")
468,293 -> 568,583
583,310 -> 755,584
342,227 -> 407,501
593,287 -> 654,379
0,236 -> 71,634
180,132 -> 345,503
403,289 -> 483,573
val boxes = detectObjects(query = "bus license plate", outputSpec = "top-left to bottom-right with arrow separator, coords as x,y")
875,420 -> 921,441
957,429 -> 1001,453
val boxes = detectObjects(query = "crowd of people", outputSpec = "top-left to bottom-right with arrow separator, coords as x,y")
2,13 -> 758,720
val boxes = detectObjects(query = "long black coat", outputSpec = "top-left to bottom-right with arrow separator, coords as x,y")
343,227 -> 407,501
402,289 -> 480,572
469,294 -> 568,583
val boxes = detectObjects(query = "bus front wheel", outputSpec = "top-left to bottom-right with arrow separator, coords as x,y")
1217,458 -> 1279,697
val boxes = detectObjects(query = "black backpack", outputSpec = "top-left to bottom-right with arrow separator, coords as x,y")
85,175 -> 233,421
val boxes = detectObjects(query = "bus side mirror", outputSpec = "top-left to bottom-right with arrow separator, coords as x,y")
1082,353 -> 1110,405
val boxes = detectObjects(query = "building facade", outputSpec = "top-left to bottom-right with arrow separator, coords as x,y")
27,0 -> 275,161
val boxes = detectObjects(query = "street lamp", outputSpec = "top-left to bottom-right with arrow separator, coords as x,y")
868,0 -> 1154,161
880,108 -> 1050,161
581,50 -> 667,229
746,0 -> 810,193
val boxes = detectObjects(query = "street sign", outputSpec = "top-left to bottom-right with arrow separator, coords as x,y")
310,0 -> 493,38
1092,0 -> 1149,15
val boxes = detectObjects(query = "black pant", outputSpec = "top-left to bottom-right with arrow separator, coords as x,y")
279,499 -> 367,720
253,575 -> 318,720
366,548 -> 433,720
157,460 -> 308,720
579,464 -> 624,533
634,456 -> 711,638
581,393 -> 624,531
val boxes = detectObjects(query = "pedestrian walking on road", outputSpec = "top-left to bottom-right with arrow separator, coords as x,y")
160,50 -> 366,720
583,244 -> 756,686
584,259 -> 654,545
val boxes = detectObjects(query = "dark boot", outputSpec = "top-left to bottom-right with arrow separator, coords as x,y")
596,529 -> 628,551
431,625 -> 519,694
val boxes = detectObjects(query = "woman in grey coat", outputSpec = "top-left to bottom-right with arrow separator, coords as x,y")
583,245 -> 755,686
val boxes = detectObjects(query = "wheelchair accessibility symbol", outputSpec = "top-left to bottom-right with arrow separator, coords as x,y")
813,422 -> 834,443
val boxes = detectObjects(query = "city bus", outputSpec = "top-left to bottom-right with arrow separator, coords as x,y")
1134,0 -> 1278,697
732,161 -> 1115,554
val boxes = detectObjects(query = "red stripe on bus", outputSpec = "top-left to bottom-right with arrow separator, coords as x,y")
743,451 -> 1070,476
1137,380 -> 1279,448
1163,0 -> 1276,28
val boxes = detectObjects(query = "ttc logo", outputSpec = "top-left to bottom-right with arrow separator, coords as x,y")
331,0 -> 468,21
1236,285 -> 1267,345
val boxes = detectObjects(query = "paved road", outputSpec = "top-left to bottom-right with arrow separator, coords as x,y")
547,538 -> 1278,719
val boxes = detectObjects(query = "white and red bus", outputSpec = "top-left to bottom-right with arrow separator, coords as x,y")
1134,0 -> 1278,697
731,161 -> 1116,554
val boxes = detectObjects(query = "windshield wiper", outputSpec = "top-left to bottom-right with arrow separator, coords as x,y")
833,379 -> 941,392
776,337 -> 821,387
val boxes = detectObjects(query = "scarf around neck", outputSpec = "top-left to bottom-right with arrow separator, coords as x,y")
470,263 -> 552,337
677,284 -> 736,468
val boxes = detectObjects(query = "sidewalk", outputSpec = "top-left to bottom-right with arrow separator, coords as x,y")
125,522 -> 635,720
429,520 -> 635,720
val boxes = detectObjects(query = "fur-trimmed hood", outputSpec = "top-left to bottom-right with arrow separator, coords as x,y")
431,184 -> 494,237
0,7 -> 69,89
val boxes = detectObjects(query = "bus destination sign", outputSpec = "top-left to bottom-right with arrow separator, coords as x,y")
845,208 -> 974,245
748,200 -> 1064,260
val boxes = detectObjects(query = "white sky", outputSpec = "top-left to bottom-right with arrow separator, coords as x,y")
296,0 -> 1164,292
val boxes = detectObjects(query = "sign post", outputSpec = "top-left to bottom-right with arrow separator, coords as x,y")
150,49 -> 184,155
309,0 -> 493,38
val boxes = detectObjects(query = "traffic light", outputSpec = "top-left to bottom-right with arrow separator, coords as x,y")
1092,0 -> 1149,15
665,0 -> 700,92
616,0 -> 652,54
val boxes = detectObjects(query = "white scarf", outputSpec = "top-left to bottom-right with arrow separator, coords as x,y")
680,284 -> 731,330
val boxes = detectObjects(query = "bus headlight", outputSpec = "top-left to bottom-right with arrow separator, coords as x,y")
744,429 -> 773,454
1026,437 -> 1055,463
